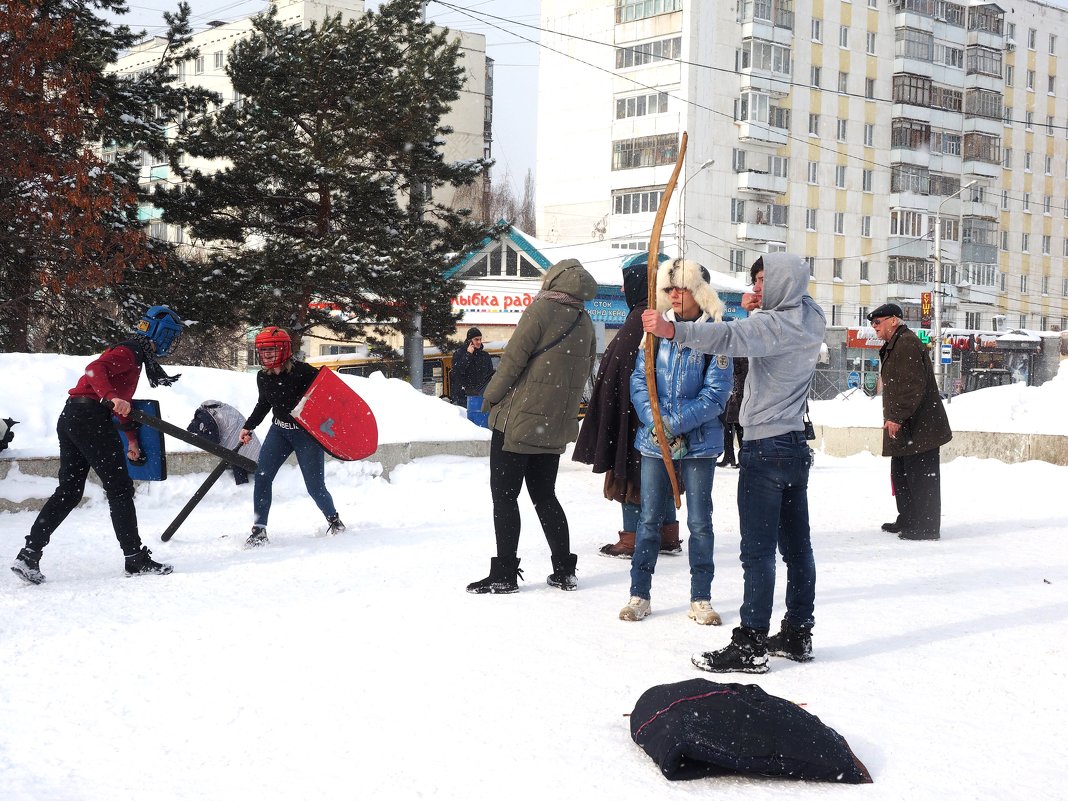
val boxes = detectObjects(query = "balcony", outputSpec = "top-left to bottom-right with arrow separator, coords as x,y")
735,120 -> 788,146
736,169 -> 787,195
961,199 -> 998,219
740,71 -> 791,98
962,159 -> 1001,178
736,221 -> 787,244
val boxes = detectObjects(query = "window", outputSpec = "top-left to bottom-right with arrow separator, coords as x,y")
148,221 -> 167,240
860,260 -> 870,281
732,148 -> 747,172
1042,235 -> 1051,255
896,28 -> 933,61
835,165 -> 846,187
1019,314 -> 1027,329
890,209 -> 927,237
807,161 -> 818,183
864,123 -> 874,147
1003,148 -> 1012,168
808,113 -> 820,136
893,73 -> 932,106
891,163 -> 930,194
838,71 -> 849,93
861,216 -> 872,237
1050,75 -> 1057,95
965,312 -> 982,330
836,119 -> 847,140
194,56 -> 204,75
613,186 -> 664,215
1023,192 -> 1031,212
232,90 -> 243,109
935,44 -> 964,68
866,32 -> 877,55
839,26 -> 849,49
1003,105 -> 1012,125
1025,111 -> 1034,130
176,61 -> 186,82
811,65 -> 822,87
805,256 -> 815,276
1025,153 -> 1032,172
963,132 -> 1000,164
1027,70 -> 1035,91
812,18 -> 822,41
1022,234 -> 1030,253
806,208 -> 817,230
891,118 -> 931,150
965,88 -> 1002,120
1021,275 -> 1030,292
214,51 -> 224,69
616,37 -> 682,68
1028,28 -> 1037,50
616,91 -> 670,119
1047,115 -> 1055,136
834,212 -> 845,234
740,38 -> 793,75
862,169 -> 873,191
1002,190 -> 1009,210
1005,65 -> 1014,86
1045,196 -> 1052,215
1001,230 -> 1009,251
833,258 -> 843,279
611,134 -> 680,170
865,77 -> 875,99
730,249 -> 746,272
615,0 -> 682,23
868,0 -> 877,7
1051,34 -> 1058,55
768,155 -> 789,178
731,198 -> 746,223
174,226 -> 184,245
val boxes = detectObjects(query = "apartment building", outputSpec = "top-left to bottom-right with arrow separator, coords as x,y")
111,0 -> 493,251
536,0 -> 1068,334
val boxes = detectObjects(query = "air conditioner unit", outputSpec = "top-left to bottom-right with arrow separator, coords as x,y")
1006,40 -> 1016,51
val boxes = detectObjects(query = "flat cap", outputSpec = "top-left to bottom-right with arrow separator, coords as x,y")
867,303 -> 904,322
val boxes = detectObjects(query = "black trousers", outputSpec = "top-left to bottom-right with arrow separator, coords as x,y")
27,402 -> 140,554
721,421 -> 742,464
489,429 -> 569,560
890,448 -> 942,538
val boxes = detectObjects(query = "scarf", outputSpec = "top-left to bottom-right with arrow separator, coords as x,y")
536,289 -> 584,309
119,338 -> 182,388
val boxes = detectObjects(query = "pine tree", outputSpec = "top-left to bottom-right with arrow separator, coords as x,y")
154,0 -> 502,353
0,0 -> 216,353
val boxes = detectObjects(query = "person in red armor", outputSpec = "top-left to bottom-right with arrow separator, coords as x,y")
11,306 -> 186,584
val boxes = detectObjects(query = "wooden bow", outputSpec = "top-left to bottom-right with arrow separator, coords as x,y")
645,131 -> 688,509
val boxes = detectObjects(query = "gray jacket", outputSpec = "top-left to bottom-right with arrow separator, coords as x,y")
671,253 -> 826,441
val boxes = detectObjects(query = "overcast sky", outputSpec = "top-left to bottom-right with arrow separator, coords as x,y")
114,1 -> 540,193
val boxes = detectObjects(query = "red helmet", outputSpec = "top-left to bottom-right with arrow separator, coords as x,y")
255,327 -> 291,369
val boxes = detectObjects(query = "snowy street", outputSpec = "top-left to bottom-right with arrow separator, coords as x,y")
2,446 -> 1066,800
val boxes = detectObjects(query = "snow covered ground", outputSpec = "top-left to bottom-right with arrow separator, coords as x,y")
2,353 -> 1067,800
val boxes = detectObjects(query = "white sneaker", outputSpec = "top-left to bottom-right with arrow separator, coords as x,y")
619,596 -> 651,621
688,600 -> 722,626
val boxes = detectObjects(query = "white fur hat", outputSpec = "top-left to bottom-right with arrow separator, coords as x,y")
655,258 -> 723,321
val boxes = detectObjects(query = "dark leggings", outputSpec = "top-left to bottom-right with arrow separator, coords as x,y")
28,402 -> 140,554
489,429 -> 569,559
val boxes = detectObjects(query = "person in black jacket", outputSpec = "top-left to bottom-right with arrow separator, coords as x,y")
450,328 -> 495,423
239,327 -> 344,548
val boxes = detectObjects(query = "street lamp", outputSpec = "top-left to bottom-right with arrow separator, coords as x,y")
676,158 -> 715,259
932,178 -> 977,396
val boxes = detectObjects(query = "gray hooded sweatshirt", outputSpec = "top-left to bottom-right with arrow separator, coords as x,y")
671,253 -> 826,441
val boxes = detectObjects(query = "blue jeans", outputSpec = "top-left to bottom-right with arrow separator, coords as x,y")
254,422 -> 337,527
622,501 -> 676,532
630,455 -> 716,601
737,432 -> 816,631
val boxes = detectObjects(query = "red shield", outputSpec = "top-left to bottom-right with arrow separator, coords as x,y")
291,368 -> 378,461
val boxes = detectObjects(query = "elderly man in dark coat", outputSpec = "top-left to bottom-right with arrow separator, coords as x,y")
868,304 -> 953,541
572,254 -> 679,559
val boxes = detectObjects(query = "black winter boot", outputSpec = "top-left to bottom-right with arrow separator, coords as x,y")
691,626 -> 770,674
766,620 -> 814,662
245,525 -> 269,549
326,514 -> 346,536
546,553 -> 578,591
11,547 -> 45,585
124,546 -> 173,577
466,556 -> 523,594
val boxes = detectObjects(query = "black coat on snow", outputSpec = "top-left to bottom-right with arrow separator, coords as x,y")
630,679 -> 871,783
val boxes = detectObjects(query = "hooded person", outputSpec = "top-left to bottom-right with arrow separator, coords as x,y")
467,259 -> 598,595
619,259 -> 734,627
450,326 -> 495,426
573,253 -> 680,559
642,253 -> 826,673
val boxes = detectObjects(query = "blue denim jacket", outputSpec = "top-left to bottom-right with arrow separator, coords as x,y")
630,332 -> 733,459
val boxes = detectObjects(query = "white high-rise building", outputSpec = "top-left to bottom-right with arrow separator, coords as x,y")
537,0 -> 1068,334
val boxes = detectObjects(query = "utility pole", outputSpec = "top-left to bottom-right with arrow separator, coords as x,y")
933,179 -> 976,396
